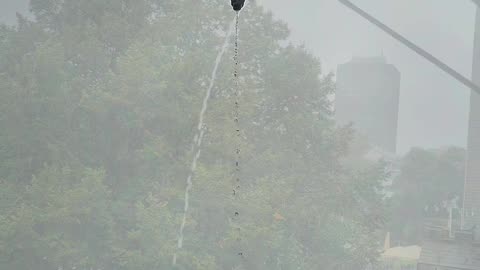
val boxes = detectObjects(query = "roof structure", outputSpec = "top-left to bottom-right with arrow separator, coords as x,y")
418,239 -> 480,270
383,246 -> 421,261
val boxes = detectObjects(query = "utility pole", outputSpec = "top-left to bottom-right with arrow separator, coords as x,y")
462,5 -> 480,231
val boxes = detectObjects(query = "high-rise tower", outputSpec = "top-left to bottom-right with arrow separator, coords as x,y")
336,56 -> 401,154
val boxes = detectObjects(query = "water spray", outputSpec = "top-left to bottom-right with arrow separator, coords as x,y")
172,18 -> 237,267
172,2 -> 246,267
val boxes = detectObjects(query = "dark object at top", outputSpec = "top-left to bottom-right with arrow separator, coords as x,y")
231,0 -> 245,11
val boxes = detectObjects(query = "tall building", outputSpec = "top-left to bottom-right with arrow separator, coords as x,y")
335,56 -> 400,154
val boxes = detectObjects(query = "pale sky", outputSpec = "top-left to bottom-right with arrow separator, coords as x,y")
0,0 -> 29,24
1,0 -> 477,154
258,0 -> 476,154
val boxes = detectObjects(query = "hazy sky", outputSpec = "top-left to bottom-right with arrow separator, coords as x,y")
1,0 -> 476,154
257,0 -> 476,154
0,0 -> 29,24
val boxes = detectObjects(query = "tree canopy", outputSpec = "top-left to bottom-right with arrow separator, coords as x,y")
389,147 -> 465,245
0,1 -> 388,269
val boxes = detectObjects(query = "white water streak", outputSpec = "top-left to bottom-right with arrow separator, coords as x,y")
172,18 -> 237,266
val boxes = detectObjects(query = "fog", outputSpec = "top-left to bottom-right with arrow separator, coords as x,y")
258,0 -> 475,154
0,0 -> 477,269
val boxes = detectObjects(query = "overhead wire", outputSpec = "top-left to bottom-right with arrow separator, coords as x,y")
338,0 -> 480,95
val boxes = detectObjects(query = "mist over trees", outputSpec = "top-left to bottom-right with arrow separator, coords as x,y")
388,147 -> 466,245
0,0 -> 397,269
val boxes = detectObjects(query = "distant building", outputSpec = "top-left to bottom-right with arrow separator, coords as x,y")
335,56 -> 400,154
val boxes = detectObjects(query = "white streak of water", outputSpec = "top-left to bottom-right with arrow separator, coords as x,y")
172,18 -> 237,267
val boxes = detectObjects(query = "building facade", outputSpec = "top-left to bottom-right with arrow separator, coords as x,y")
335,56 -> 400,154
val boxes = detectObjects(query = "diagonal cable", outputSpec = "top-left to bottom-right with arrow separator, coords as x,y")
339,0 -> 480,95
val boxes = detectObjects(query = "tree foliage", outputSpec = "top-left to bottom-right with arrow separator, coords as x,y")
389,147 -> 465,245
0,0 -> 387,269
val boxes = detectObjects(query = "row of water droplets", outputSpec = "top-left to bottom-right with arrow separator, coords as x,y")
232,10 -> 244,260
172,16 -> 238,266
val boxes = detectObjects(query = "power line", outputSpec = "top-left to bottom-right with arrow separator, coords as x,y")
338,0 -> 480,95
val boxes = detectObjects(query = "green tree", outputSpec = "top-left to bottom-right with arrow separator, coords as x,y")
0,0 -> 388,269
389,147 -> 465,245
0,167 -> 113,270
